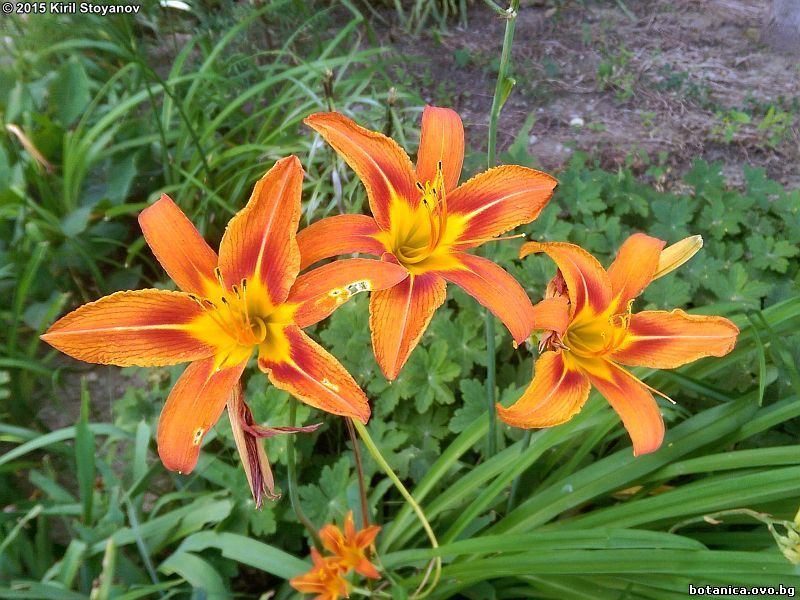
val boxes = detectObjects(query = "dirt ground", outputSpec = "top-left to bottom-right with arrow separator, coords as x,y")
386,0 -> 800,189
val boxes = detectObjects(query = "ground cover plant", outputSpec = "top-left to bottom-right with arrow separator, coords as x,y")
2,1 -> 800,599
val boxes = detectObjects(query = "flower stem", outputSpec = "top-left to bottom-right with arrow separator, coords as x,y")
487,0 -> 521,168
352,420 -> 441,599
287,400 -> 322,551
485,0 -> 521,458
346,418 -> 370,530
485,315 -> 497,457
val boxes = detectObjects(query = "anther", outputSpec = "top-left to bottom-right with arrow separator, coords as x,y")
214,267 -> 225,289
415,182 -> 425,191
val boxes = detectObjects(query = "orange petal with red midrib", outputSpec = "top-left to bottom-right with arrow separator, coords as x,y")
157,356 -> 247,474
416,106 -> 464,192
583,360 -> 665,456
369,272 -> 447,380
520,241 -> 612,318
531,296 -> 570,335
497,351 -> 591,428
218,156 -> 302,306
138,195 -> 219,296
259,325 -> 370,423
612,309 -> 739,369
449,165 -> 557,248
606,233 -> 665,311
297,214 -> 385,270
40,289 -> 223,367
438,253 -> 535,346
304,112 -> 418,228
288,258 -> 409,328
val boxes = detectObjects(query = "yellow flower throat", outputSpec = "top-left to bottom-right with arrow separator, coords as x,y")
388,161 -> 449,269
545,302 -> 634,366
188,268 -> 293,367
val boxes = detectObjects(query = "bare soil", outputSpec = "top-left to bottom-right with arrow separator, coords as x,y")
384,0 -> 800,188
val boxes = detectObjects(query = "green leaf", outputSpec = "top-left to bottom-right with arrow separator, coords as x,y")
299,457 -> 351,525
159,551 -> 228,598
449,379 -> 486,434
171,531 -> 308,579
51,57 -> 91,126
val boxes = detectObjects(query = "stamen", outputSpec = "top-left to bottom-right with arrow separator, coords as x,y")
240,278 -> 253,332
214,267 -> 226,290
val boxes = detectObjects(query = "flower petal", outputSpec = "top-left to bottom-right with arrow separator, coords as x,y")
258,325 -> 370,423
41,290 -> 225,367
288,258 -> 409,328
438,252 -> 535,346
606,233 -> 666,311
583,360 -> 665,456
368,272 -> 447,380
304,112 -> 418,229
157,357 -> 247,473
497,351 -> 590,428
449,165 -> 557,247
520,241 -> 612,318
416,106 -> 464,192
531,296 -> 570,335
612,309 -> 739,369
138,194 -> 219,296
218,156 -> 302,306
297,214 -> 385,270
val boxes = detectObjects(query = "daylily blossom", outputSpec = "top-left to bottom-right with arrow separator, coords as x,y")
497,234 -> 739,456
292,511 -> 381,599
299,107 -> 557,379
42,156 -> 408,478
319,511 -> 381,579
290,548 -> 350,600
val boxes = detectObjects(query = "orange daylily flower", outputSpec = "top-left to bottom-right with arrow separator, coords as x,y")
319,511 -> 381,579
290,548 -> 350,600
42,156 -> 409,479
497,233 -> 739,456
299,107 -> 557,379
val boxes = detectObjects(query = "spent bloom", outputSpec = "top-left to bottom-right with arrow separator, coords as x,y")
498,234 -> 739,455
299,106 -> 557,379
42,157 -> 407,494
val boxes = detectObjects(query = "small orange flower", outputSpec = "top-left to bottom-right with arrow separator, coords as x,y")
319,511 -> 381,579
290,548 -> 350,600
498,234 -> 739,455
